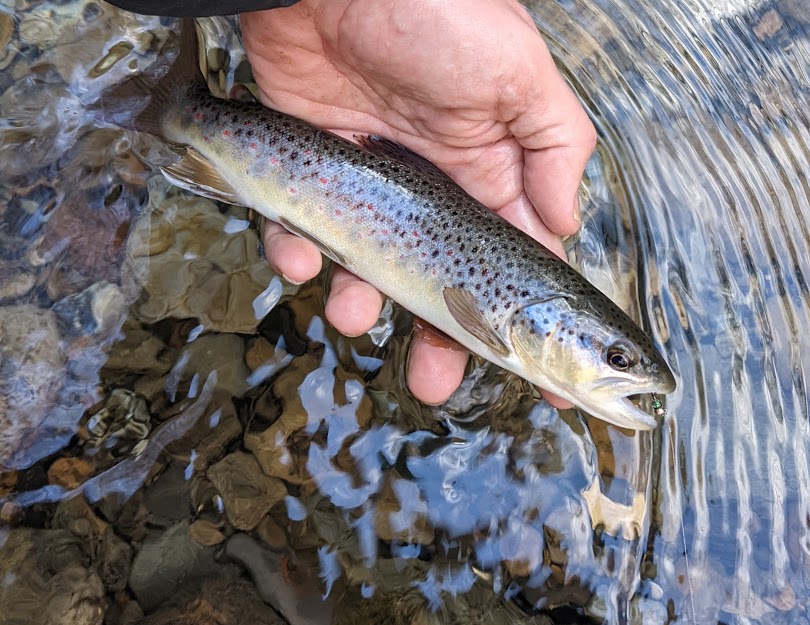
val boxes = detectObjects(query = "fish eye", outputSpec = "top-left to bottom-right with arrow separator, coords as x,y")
606,344 -> 634,371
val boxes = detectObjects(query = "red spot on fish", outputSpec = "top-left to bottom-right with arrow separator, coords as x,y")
381,229 -> 389,235
447,250 -> 454,257
335,210 -> 343,216
194,112 -> 202,120
319,178 -> 329,185
270,158 -> 279,165
305,149 -> 312,155
223,130 -> 231,137
249,143 -> 257,149
244,120 -> 251,125
412,230 -> 419,237
289,187 -> 297,194
203,136 -> 209,142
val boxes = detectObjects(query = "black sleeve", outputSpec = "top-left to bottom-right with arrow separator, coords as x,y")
104,0 -> 300,17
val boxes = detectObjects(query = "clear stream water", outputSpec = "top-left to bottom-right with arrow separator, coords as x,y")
0,0 -> 808,624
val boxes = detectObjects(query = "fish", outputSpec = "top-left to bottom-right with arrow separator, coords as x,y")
111,20 -> 676,430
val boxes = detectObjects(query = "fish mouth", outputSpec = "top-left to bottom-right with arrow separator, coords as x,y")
587,395 -> 658,430
563,378 -> 666,430
549,384 -> 660,430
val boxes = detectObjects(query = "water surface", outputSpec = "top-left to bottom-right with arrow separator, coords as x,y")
0,0 -> 808,623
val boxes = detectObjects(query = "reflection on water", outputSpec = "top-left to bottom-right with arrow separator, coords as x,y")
0,0 -> 808,623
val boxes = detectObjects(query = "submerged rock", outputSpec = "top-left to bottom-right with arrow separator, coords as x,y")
125,195 -> 279,334
0,528 -> 106,625
207,452 -> 288,531
136,578 -> 286,625
0,304 -> 66,469
128,522 -> 222,613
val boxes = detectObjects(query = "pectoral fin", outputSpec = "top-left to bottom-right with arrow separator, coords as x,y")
161,147 -> 241,205
443,288 -> 509,357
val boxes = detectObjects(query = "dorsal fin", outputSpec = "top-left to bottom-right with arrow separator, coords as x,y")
355,135 -> 456,183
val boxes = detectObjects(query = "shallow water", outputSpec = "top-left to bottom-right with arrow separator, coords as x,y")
0,0 -> 808,624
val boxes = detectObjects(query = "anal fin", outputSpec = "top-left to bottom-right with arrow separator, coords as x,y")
443,287 -> 509,357
160,147 -> 241,205
278,217 -> 347,266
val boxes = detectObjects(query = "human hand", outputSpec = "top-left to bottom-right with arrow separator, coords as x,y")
240,0 -> 596,406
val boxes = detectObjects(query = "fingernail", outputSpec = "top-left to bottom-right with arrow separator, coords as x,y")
573,195 -> 581,223
281,273 -> 304,285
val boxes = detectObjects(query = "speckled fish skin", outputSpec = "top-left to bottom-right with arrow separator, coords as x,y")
153,62 -> 675,430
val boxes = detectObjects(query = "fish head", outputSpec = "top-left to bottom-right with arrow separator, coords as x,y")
509,297 -> 676,430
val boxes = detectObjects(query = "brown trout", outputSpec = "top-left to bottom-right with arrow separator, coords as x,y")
119,21 -> 675,429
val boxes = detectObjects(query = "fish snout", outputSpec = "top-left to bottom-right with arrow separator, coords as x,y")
646,358 -> 676,393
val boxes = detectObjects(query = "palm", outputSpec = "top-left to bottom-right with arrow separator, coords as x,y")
240,0 -> 595,405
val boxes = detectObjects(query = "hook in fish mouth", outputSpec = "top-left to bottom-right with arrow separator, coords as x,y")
568,391 -> 659,430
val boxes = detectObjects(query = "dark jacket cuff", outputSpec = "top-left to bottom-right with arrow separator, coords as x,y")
104,0 -> 299,17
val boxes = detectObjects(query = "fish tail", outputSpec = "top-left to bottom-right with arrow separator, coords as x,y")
90,18 -> 203,137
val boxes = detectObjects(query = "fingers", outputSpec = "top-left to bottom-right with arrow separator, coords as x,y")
406,324 -> 469,405
540,390 -> 573,410
495,192 -> 567,260
324,269 -> 471,406
264,221 -> 323,284
510,69 -> 597,237
264,224 -> 384,337
324,267 -> 385,337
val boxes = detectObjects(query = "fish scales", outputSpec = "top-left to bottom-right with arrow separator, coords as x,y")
171,85 -> 656,351
132,21 -> 676,429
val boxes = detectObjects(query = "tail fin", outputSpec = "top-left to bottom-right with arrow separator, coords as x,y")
92,18 -> 203,137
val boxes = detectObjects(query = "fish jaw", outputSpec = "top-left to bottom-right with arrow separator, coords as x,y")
518,369 -> 662,430
574,394 -> 658,430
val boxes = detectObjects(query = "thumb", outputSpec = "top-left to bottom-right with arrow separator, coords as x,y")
510,71 -> 596,237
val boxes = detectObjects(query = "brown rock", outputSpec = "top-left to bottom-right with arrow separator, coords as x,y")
255,515 -> 288,551
207,452 -> 288,531
189,519 -> 226,546
0,304 -> 66,468
0,263 -> 35,302
48,457 -> 95,489
127,197 -> 277,334
137,578 -> 286,625
245,335 -> 277,371
0,470 -> 17,497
